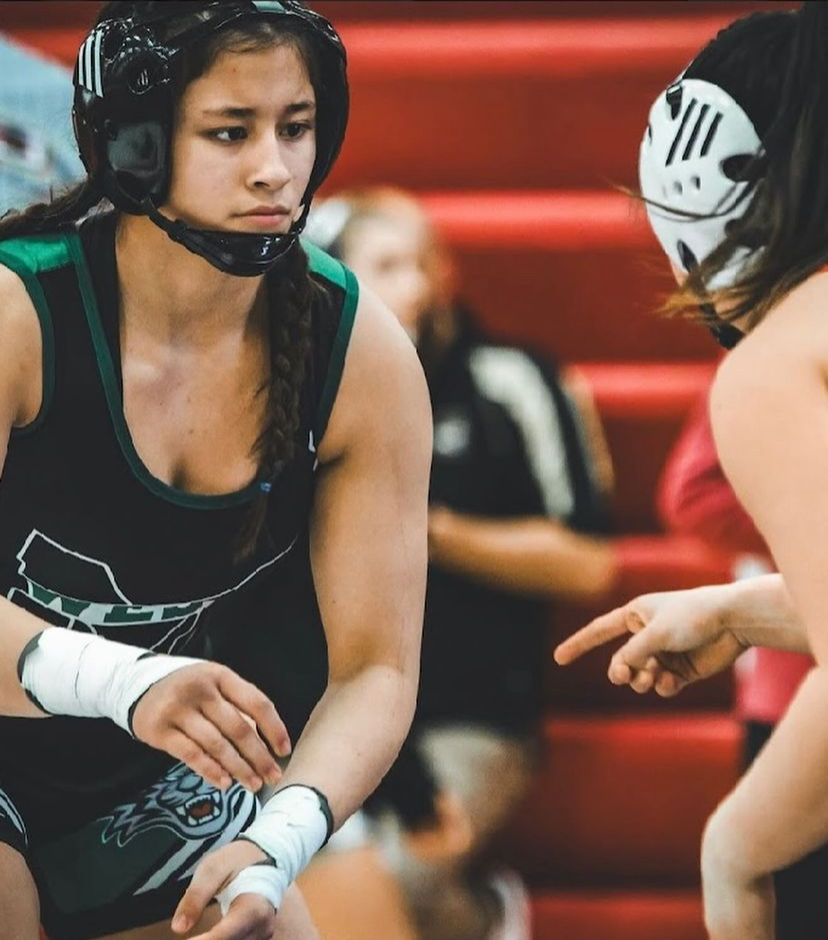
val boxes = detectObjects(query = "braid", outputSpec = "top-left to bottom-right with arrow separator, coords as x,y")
236,241 -> 314,560
0,180 -> 104,242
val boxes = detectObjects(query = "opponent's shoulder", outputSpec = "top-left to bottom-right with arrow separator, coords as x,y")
0,261 -> 44,428
317,286 -> 430,464
737,269 -> 828,366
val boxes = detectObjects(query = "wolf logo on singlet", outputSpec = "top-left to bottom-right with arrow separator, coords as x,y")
33,765 -> 257,915
100,764 -> 249,847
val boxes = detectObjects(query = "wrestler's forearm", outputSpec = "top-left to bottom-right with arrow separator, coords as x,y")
275,663 -> 416,827
720,573 -> 808,653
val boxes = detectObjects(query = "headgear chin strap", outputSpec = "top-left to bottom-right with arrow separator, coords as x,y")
143,198 -> 300,277
639,77 -> 762,291
73,1 -> 348,278
699,303 -> 743,350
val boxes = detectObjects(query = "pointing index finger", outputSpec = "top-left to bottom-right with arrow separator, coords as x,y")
553,606 -> 635,666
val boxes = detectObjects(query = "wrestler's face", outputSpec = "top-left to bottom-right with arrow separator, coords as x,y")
164,41 -> 316,234
341,214 -> 437,340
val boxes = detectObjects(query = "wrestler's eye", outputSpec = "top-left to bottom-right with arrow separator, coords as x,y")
208,127 -> 248,143
280,121 -> 314,140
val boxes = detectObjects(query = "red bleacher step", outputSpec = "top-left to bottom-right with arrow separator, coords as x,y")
531,888 -> 706,940
498,713 -> 742,886
418,192 -> 715,363
0,1 -> 797,28
327,17 -> 745,190
8,14 -> 762,190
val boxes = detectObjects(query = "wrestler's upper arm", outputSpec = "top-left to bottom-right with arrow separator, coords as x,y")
0,264 -> 43,466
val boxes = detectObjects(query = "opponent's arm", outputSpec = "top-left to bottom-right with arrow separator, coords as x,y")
695,275 -> 828,939
172,288 -> 432,938
0,266 -> 288,793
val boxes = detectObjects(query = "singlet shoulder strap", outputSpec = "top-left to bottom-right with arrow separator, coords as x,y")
0,231 -> 77,435
0,232 -> 74,274
303,240 -> 359,443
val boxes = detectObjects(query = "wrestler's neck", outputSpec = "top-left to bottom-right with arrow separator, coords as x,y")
115,213 -> 266,345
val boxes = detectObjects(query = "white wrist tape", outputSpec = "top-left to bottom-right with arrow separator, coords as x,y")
18,628 -> 204,735
216,860 -> 286,916
216,785 -> 333,915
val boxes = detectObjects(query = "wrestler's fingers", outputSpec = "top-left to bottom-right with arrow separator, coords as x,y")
176,879 -> 275,940
215,670 -> 291,759
201,698 -> 281,788
173,853 -> 231,934
180,713 -> 264,793
554,605 -> 642,666
163,730 -> 232,791
189,899 -> 275,940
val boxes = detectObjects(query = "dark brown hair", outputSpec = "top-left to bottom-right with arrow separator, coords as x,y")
0,3 -> 324,560
659,3 -> 828,329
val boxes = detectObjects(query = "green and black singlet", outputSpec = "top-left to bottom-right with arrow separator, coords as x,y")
0,209 -> 357,852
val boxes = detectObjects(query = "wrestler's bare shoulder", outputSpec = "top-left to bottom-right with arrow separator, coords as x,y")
0,262 -> 43,429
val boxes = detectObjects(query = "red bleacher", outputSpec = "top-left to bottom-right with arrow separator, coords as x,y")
2,2 -> 792,938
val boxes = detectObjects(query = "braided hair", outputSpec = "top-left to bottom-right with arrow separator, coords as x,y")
235,240 -> 315,559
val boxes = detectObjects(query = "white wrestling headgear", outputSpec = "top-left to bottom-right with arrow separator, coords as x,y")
639,77 -> 762,289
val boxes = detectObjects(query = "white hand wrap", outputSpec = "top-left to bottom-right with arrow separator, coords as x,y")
216,785 -> 333,915
18,627 -> 203,735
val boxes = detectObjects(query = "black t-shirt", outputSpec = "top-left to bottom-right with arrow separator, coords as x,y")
0,215 -> 357,830
416,314 -> 609,735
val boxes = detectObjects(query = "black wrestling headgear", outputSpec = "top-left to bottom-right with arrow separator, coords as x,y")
72,1 -> 348,276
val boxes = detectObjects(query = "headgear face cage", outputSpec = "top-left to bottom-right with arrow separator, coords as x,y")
72,1 -> 348,276
638,76 -> 764,348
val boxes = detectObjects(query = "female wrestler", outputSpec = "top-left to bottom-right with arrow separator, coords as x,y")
556,3 -> 828,937
0,3 -> 430,939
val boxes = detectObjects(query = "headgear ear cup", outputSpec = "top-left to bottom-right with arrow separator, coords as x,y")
106,123 -> 166,208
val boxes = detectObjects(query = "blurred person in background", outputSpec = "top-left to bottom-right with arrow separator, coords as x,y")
0,34 -> 83,213
304,186 -> 616,940
658,389 -> 823,940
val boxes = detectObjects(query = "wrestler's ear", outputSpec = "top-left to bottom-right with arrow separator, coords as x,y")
406,790 -> 473,863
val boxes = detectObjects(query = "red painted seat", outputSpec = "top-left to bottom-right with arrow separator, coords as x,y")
498,714 -> 742,885
530,889 -> 706,940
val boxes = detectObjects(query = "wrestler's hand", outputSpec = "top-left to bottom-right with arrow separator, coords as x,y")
171,840 -> 275,939
553,585 -> 749,697
131,663 -> 290,792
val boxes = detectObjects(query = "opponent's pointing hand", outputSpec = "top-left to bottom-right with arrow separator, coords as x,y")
132,663 -> 290,792
553,585 -> 750,697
